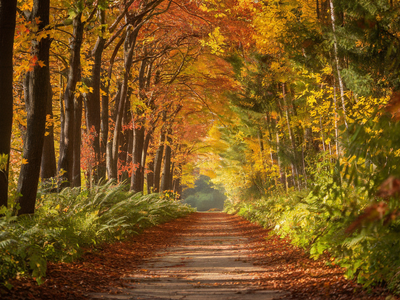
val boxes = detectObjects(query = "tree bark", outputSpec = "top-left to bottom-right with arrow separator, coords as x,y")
147,160 -> 154,194
119,91 -> 133,182
329,0 -> 348,129
130,59 -> 148,192
58,13 -> 84,187
153,127 -> 166,192
105,83 -> 121,179
41,83 -> 57,180
161,131 -> 172,192
130,123 -> 145,192
16,0 -> 51,215
333,80 -> 340,157
276,130 -> 287,192
72,94 -> 83,188
0,0 -> 17,208
282,83 -> 300,190
86,9 -> 106,183
110,25 -> 139,179
142,126 -> 155,193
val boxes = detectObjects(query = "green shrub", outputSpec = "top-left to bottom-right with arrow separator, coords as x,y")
0,182 -> 194,288
228,172 -> 400,294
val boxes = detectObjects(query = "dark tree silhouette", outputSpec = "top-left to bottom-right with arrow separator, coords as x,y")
0,0 -> 17,207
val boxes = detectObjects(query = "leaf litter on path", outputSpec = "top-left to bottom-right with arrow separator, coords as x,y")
0,212 -> 398,299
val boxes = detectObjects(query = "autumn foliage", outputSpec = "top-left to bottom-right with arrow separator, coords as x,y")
1,0 -> 400,296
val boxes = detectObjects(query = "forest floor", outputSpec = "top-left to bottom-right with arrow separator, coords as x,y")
0,212 -> 397,300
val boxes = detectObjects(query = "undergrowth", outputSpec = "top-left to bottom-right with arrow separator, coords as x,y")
225,155 -> 400,294
0,181 -> 194,288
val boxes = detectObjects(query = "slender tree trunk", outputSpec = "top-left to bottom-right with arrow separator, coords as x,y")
120,93 -> 132,182
16,0 -> 51,215
105,84 -> 121,179
0,0 -> 17,208
320,116 -> 326,152
110,26 -> 138,179
282,83 -> 300,190
147,160 -> 154,194
131,125 -> 145,192
59,74 -> 65,153
99,91 -> 108,180
153,128 -> 166,192
333,80 -> 340,157
86,9 -> 106,183
329,0 -> 348,129
58,13 -> 84,186
130,59 -> 148,192
169,161 -> 175,191
301,131 -> 308,188
160,131 -> 172,192
72,94 -> 82,188
276,129 -> 286,190
41,84 -> 56,180
142,128 -> 154,192
173,164 -> 182,197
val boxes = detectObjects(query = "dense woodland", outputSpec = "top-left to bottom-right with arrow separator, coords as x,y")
1,0 -> 400,295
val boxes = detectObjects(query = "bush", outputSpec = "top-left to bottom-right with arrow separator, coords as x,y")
227,171 -> 400,294
0,182 -> 194,288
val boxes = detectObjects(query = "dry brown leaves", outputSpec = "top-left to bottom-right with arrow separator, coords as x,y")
0,213 -> 398,300
234,216 -> 397,300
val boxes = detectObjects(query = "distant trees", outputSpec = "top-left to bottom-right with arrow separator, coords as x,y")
1,0 -> 251,214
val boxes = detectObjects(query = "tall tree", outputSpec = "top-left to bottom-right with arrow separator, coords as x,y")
16,0 -> 51,215
40,84 -> 57,181
58,10 -> 84,186
0,0 -> 17,207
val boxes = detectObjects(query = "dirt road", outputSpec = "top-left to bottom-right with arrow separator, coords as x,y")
91,212 -> 284,300
2,213 -> 394,300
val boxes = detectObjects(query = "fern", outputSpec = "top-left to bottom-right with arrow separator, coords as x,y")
0,182 -> 194,287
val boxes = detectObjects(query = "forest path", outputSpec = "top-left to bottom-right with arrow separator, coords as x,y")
91,212 -> 284,300
3,212 -> 393,300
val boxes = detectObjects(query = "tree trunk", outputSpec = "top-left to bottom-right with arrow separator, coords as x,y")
282,83 -> 300,191
58,13 -> 84,187
153,128 -> 166,192
142,127 -> 154,193
41,83 -> 56,180
0,0 -> 17,208
173,165 -> 182,197
147,160 -> 154,194
86,9 -> 106,183
320,115 -> 326,152
333,80 -> 340,157
130,124 -> 145,192
99,91 -> 108,180
276,121 -> 286,192
130,58 -> 149,192
120,92 -> 132,182
72,94 -> 82,188
110,25 -> 138,179
16,0 -> 50,214
329,0 -> 348,129
161,131 -> 172,192
105,84 -> 121,179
